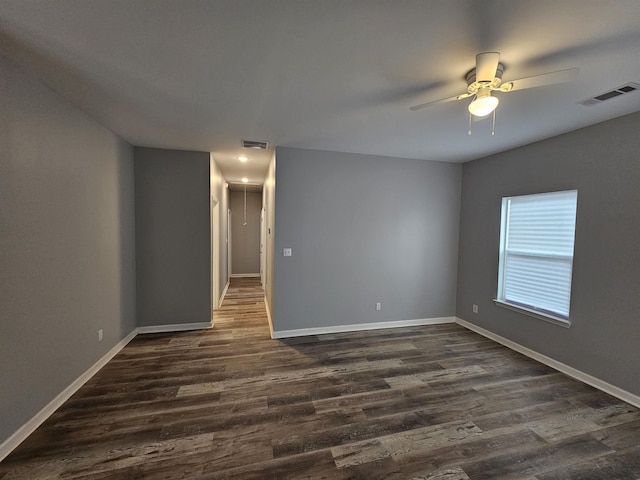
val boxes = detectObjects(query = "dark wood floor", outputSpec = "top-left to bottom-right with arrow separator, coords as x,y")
2,277 -> 640,479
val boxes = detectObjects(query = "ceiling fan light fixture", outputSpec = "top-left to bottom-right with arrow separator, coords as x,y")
468,89 -> 499,117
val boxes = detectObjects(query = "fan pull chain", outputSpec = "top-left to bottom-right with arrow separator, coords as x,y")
468,110 -> 497,137
492,109 -> 496,136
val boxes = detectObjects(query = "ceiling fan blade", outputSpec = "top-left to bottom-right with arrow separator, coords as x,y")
476,52 -> 500,83
506,67 -> 580,92
409,94 -> 464,111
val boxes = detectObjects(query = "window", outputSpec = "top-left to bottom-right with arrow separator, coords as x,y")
496,190 -> 578,325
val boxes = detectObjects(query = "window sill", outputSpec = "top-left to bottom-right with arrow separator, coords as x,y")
493,300 -> 571,328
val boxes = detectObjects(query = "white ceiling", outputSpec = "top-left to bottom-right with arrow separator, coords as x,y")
2,0 -> 640,185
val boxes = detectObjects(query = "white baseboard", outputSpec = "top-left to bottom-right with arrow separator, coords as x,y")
272,316 -> 455,339
0,329 -> 137,462
230,273 -> 260,278
13,314 -> 635,464
136,322 -> 212,334
218,280 -> 230,309
1,320 -> 216,461
455,317 -> 640,409
264,295 -> 274,338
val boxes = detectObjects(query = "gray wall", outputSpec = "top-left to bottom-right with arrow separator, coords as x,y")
230,191 -> 261,274
134,147 -> 211,327
456,112 -> 640,396
273,147 -> 462,332
0,57 -> 136,444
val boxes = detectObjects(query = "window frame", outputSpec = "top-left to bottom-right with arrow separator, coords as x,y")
494,190 -> 578,328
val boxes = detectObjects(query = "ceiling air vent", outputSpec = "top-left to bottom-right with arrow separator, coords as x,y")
242,139 -> 269,150
579,83 -> 640,106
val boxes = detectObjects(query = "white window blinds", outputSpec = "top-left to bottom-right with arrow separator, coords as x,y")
497,190 -> 578,320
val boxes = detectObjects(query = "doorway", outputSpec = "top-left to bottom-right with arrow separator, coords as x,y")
228,187 -> 262,277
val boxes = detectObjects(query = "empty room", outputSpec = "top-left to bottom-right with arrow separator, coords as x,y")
1,1 -> 639,479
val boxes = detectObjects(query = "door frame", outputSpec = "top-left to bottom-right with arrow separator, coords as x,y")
227,208 -> 232,280
260,207 -> 266,286
211,196 -> 220,319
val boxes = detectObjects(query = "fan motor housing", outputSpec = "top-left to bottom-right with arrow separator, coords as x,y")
465,63 -> 505,94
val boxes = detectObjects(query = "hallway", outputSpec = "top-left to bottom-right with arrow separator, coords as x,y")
1,279 -> 639,478
212,277 -> 270,339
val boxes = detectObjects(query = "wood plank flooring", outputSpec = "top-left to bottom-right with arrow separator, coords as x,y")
2,277 -> 639,479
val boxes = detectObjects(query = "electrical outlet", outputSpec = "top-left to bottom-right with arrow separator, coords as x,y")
375,302 -> 382,311
472,304 -> 478,314
98,329 -> 103,342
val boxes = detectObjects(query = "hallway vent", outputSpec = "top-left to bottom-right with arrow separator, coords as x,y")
579,83 -> 639,106
242,140 -> 269,149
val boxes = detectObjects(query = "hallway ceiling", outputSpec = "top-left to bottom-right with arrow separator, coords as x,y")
2,1 -> 640,184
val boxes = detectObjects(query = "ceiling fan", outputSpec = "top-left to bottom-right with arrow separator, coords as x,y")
410,52 -> 579,133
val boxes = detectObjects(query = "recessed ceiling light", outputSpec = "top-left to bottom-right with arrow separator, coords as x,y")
238,156 -> 248,162
241,178 -> 248,183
